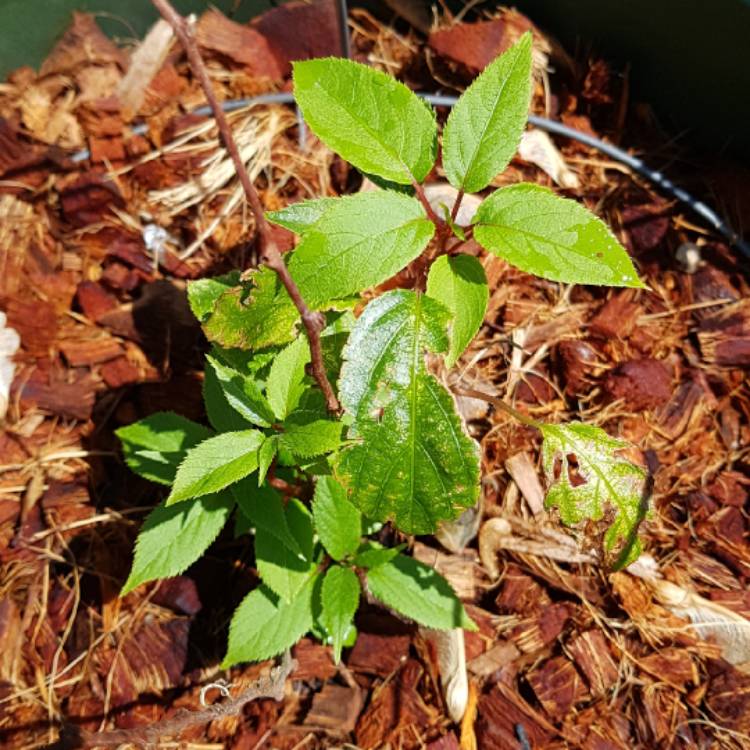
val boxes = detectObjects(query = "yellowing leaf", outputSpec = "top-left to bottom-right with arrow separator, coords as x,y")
540,422 -> 649,568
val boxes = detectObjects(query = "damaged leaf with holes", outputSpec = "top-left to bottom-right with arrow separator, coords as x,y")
540,422 -> 649,568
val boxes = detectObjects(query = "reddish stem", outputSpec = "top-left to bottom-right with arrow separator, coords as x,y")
151,0 -> 339,414
450,188 -> 465,222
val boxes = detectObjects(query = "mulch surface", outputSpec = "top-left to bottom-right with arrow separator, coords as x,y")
1,1 -> 749,748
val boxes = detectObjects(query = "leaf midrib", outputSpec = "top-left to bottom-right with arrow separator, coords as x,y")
456,45 -> 526,190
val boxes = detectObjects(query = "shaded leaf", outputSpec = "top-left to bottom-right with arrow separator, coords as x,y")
203,358 -> 253,433
116,412 -> 212,486
222,575 -> 318,666
255,498 -> 316,602
121,492 -> 233,595
353,541 -> 403,569
337,290 -> 480,534
167,430 -> 264,505
474,183 -> 644,287
206,354 -> 275,427
267,336 -> 309,421
257,436 -> 277,485
426,254 -> 488,367
294,57 -> 437,184
540,422 -> 649,568
367,554 -> 476,630
443,33 -> 533,192
312,476 -> 362,560
321,566 -> 360,662
288,191 -> 434,308
233,481 -> 301,554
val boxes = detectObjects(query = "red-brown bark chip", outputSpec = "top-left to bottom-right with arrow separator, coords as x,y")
429,16 -> 534,74
603,358 -> 672,410
76,280 -> 118,321
348,630 -> 411,677
196,9 -> 284,80
528,655 -> 589,716
251,0 -> 344,77
568,630 -> 619,697
589,291 -> 642,339
476,682 -> 553,750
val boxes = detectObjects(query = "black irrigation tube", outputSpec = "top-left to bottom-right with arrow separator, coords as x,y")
69,93 -> 750,260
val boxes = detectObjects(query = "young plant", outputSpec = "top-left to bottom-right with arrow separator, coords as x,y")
118,33 -> 648,667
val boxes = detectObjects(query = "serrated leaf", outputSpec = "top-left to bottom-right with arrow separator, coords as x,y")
278,420 -> 343,459
474,183 -> 645,287
337,290 -> 480,534
116,412 -> 212,485
443,33 -> 533,193
353,541 -> 403,569
167,430 -> 264,505
426,254 -> 488,368
267,336 -> 309,421
267,197 -> 336,234
233,481 -> 301,555
222,575 -> 318,666
540,422 -> 649,568
312,476 -> 362,560
255,498 -> 316,602
257,436 -> 277,485
203,267 -> 300,350
321,566 -> 360,662
294,58 -> 437,184
287,192 -> 434,308
206,355 -> 275,427
203,358 -> 253,433
367,554 -> 476,630
187,272 -> 240,323
121,491 -> 233,595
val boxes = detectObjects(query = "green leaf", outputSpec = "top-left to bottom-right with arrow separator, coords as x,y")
121,492 -> 233,595
320,566 -> 360,662
426,254 -> 488,368
474,183 -> 645,287
206,355 -> 275,427
167,430 -> 264,505
222,575 -> 318,666
278,420 -> 344,459
255,498 -> 316,602
203,358 -> 252,433
267,197 -> 336,234
257,436 -> 277,485
540,422 -> 649,568
287,192 -> 434,308
443,33 -> 533,192
203,267 -> 299,350
116,412 -> 212,485
267,336 -> 309,421
294,58 -> 437,184
337,290 -> 480,534
353,541 -> 403,569
233,481 -> 301,555
366,554 -> 476,630
312,476 -> 362,560
187,272 -> 240,323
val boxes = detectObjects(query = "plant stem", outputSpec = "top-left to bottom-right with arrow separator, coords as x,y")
453,387 -> 542,430
450,188 -> 464,222
411,178 -> 443,227
151,0 -> 340,414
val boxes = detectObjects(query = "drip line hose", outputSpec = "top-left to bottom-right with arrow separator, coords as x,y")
69,90 -> 750,260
